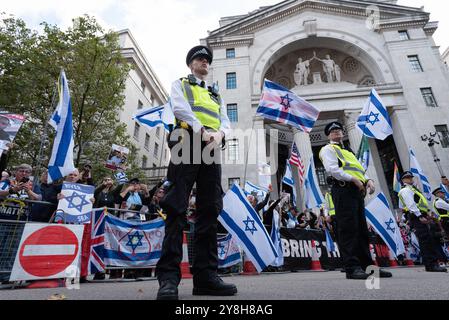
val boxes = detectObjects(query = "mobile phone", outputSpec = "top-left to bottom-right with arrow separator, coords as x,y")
20,177 -> 30,183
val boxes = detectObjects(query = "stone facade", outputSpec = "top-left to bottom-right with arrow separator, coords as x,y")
117,30 -> 170,182
202,0 -> 449,208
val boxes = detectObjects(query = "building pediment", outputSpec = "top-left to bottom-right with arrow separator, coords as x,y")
206,0 -> 430,40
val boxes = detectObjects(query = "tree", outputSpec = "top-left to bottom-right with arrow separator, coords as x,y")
0,14 -> 143,182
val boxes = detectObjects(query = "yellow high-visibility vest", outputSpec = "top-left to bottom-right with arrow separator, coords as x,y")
181,78 -> 221,131
325,192 -> 335,216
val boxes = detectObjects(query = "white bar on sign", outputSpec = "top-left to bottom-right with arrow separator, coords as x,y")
22,245 -> 76,256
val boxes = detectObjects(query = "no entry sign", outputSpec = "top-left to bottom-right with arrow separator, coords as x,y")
9,223 -> 85,282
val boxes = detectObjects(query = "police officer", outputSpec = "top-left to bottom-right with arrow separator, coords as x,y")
319,121 -> 392,279
155,45 -> 236,300
432,187 -> 449,237
398,172 -> 447,272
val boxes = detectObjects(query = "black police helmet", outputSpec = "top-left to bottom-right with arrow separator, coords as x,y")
324,121 -> 344,136
186,45 -> 213,66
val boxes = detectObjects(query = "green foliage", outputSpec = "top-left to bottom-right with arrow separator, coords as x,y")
0,13 -> 143,183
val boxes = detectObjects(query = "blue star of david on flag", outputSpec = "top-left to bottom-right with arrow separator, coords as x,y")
64,191 -> 90,213
367,111 -> 380,126
385,218 -> 396,234
243,216 -> 257,235
218,243 -> 226,256
126,231 -> 144,252
280,94 -> 293,109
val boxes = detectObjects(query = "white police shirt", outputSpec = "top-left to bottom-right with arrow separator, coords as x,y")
398,184 -> 423,218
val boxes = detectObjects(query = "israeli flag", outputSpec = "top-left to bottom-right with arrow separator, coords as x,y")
217,234 -> 242,269
440,183 -> 449,201
365,193 -> 405,257
244,181 -> 268,200
409,147 -> 432,201
304,156 -> 325,209
325,229 -> 336,253
48,70 -> 76,183
357,88 -> 393,141
282,161 -> 297,206
57,183 -> 95,224
133,100 -> 175,132
270,209 -> 284,267
219,184 -> 278,272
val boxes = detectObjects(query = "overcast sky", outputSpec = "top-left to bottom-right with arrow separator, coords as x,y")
1,0 -> 448,93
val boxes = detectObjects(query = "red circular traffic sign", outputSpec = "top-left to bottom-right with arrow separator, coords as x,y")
19,226 -> 79,277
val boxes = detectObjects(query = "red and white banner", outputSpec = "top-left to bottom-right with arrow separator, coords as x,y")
9,224 -> 85,282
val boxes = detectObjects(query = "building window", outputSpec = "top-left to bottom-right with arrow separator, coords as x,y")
228,177 -> 240,189
420,88 -> 438,107
156,127 -> 161,138
134,122 -> 140,140
141,81 -> 145,93
408,55 -> 423,72
226,72 -> 237,89
435,125 -> 449,148
228,139 -> 239,161
226,48 -> 236,59
154,142 -> 159,159
138,100 -> 143,110
144,133 -> 150,150
398,30 -> 409,40
142,155 -> 147,168
227,104 -> 238,122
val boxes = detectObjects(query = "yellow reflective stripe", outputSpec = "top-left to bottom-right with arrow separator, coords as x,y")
433,200 -> 449,218
342,166 -> 366,175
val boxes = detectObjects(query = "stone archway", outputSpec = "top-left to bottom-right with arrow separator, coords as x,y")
251,30 -> 395,95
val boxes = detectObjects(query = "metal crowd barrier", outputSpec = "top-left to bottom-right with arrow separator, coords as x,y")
0,220 -> 26,282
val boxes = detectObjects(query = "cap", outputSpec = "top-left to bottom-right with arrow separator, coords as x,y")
432,187 -> 444,196
129,178 -> 140,184
186,45 -> 213,66
324,121 -> 344,136
401,171 -> 414,180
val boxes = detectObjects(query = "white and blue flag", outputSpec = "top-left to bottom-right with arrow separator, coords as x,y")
325,229 -> 337,253
282,161 -> 297,206
304,156 -> 325,209
244,181 -> 268,201
357,88 -> 393,141
409,147 -> 432,201
48,70 -> 76,183
365,193 -> 405,257
440,183 -> 449,201
219,184 -> 278,272
133,100 -> 175,132
270,210 -> 284,267
217,234 -> 242,269
56,183 -> 95,224
103,215 -> 165,267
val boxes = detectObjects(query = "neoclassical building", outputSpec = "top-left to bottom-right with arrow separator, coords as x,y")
201,0 -> 449,208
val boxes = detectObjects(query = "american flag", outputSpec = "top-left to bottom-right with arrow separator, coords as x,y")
289,142 -> 305,185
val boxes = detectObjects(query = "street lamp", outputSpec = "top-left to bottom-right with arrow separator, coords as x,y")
421,132 -> 445,177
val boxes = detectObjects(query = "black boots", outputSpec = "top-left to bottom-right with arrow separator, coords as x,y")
346,268 -> 370,280
425,264 -> 448,272
192,275 -> 237,296
156,280 -> 179,300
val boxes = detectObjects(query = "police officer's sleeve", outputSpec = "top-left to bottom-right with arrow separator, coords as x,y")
435,198 -> 449,211
399,188 -> 422,217
171,80 -> 204,133
218,97 -> 231,138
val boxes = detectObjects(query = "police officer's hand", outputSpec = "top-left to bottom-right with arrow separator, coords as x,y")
210,131 -> 224,147
351,177 -> 365,192
419,216 -> 429,224
202,130 -> 213,144
366,180 -> 375,195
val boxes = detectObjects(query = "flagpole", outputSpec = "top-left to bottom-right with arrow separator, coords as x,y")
243,116 -> 257,187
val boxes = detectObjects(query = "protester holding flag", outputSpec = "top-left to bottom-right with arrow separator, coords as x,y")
155,45 -> 235,300
398,171 -> 447,272
319,121 -> 392,279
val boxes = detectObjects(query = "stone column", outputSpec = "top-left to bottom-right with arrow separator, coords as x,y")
344,111 -> 385,201
292,129 -> 314,212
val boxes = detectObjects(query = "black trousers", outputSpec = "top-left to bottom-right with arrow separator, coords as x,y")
410,215 -> 440,267
441,218 -> 449,235
156,140 -> 223,286
331,183 -> 372,272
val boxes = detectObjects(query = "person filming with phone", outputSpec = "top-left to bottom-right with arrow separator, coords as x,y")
0,163 -> 39,200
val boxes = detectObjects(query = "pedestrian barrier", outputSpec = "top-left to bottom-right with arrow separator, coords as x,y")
0,220 -> 26,282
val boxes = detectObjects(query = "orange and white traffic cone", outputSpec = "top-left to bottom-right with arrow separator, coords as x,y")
404,246 -> 415,267
180,232 -> 193,279
388,249 -> 398,268
242,253 -> 258,276
370,244 -> 378,266
310,241 -> 324,272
